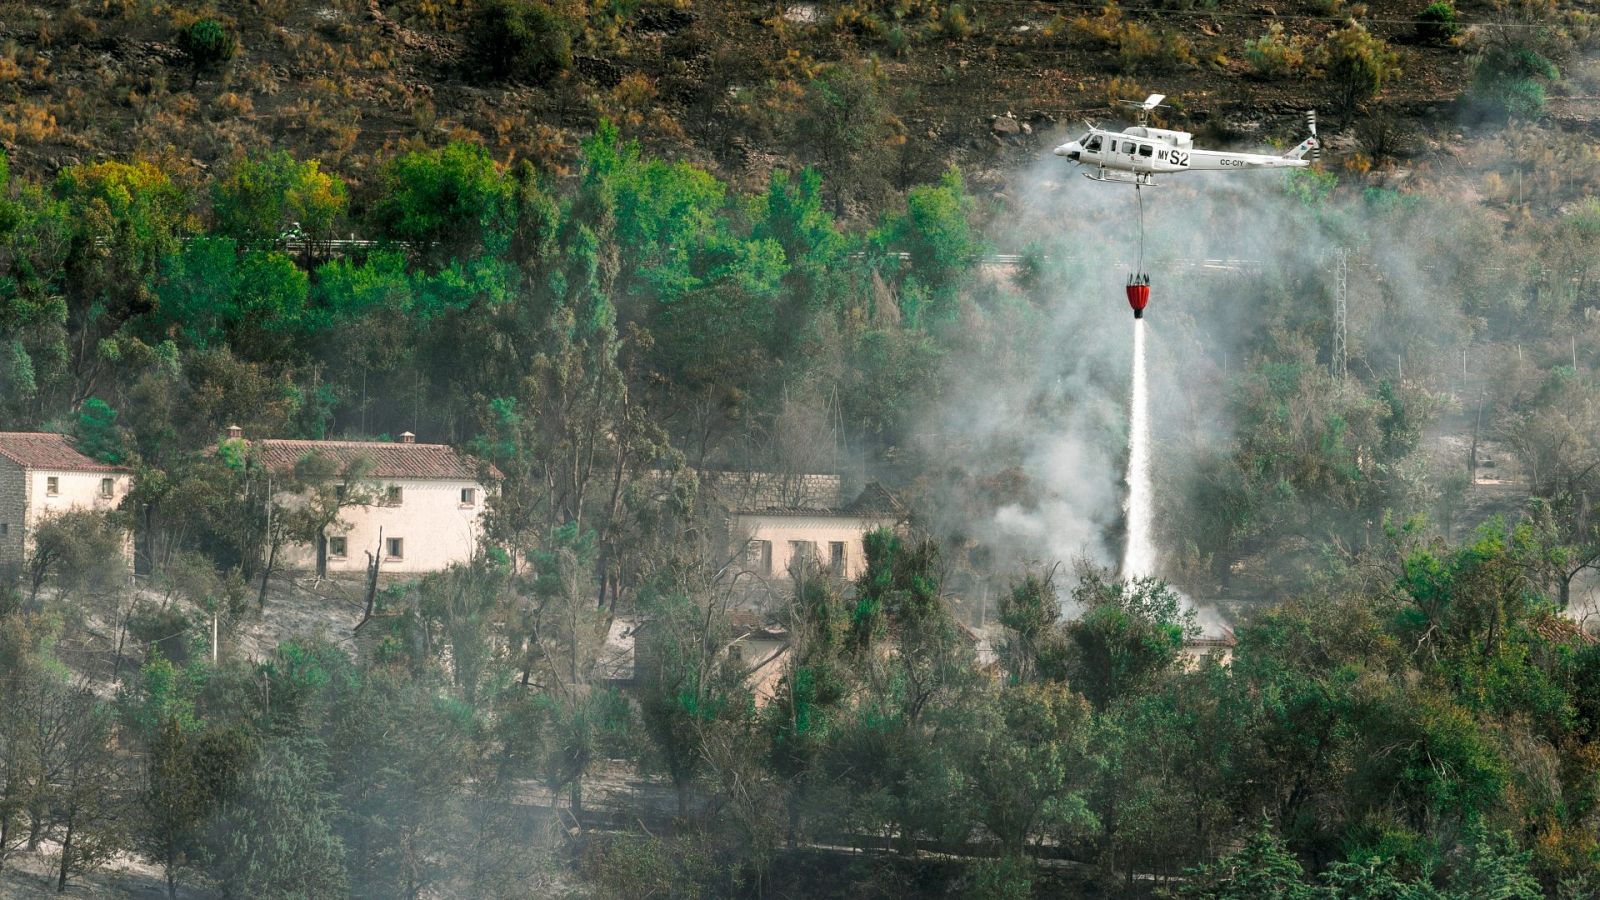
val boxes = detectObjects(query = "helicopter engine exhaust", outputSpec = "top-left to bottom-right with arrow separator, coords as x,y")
1126,273 -> 1150,318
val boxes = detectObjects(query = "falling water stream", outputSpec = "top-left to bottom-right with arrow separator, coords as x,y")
1122,318 -> 1156,577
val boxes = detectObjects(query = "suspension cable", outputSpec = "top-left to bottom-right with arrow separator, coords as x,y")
1135,183 -> 1145,276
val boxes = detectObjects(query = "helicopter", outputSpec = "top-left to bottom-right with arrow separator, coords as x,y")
1053,94 -> 1319,186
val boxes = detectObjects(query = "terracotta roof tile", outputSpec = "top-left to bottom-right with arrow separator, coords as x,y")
844,482 -> 908,516
250,439 -> 485,481
0,432 -> 125,472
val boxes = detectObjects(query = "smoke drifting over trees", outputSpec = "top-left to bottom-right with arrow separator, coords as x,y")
7,22 -> 1600,896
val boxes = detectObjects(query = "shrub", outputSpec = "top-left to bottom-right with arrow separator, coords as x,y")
177,18 -> 236,85
1418,2 -> 1462,43
1321,22 -> 1401,125
1072,4 -> 1194,71
1245,23 -> 1312,77
935,3 -> 976,38
1473,45 -> 1559,120
1104,75 -> 1147,109
471,0 -> 575,84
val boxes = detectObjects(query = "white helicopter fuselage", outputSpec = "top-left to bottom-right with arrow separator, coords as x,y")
1053,125 -> 1317,182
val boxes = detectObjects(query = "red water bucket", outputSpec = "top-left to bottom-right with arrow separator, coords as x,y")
1125,278 -> 1150,318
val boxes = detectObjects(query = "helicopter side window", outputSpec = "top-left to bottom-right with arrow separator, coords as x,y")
1138,144 -> 1153,157
1085,135 -> 1102,151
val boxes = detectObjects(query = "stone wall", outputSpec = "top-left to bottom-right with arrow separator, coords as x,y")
0,456 -> 25,570
703,470 -> 844,510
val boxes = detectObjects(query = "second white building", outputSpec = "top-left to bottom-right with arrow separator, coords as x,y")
237,429 -> 492,576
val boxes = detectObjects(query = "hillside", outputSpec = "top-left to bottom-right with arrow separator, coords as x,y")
9,1 -> 1600,898
0,0 -> 1517,196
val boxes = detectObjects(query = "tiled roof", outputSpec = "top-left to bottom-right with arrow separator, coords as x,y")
844,482 -> 908,516
250,439 -> 484,481
1530,613 -> 1594,645
736,482 -> 907,519
0,432 -> 125,472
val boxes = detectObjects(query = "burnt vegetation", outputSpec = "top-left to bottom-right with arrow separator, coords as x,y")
4,0 -> 1600,897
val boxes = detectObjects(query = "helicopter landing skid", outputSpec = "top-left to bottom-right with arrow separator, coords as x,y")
1084,170 -> 1158,187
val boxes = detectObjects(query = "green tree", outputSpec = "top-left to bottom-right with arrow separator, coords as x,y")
870,167 -> 982,331
793,61 -> 904,216
54,159 -> 190,412
128,658 -> 256,900
26,509 -> 129,605
0,153 -> 72,423
996,567 -> 1069,683
368,142 -> 515,266
211,738 -> 349,900
960,682 -> 1095,856
211,151 -> 347,252
1064,569 -> 1195,711
1178,820 -> 1320,899
635,582 -> 750,818
472,0 -> 576,84
177,18 -> 237,88
1447,824 -> 1542,899
75,397 -> 127,464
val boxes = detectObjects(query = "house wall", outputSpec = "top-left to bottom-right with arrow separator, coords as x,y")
27,469 -> 131,522
21,469 -> 132,562
729,513 -> 898,583
278,476 -> 486,574
0,457 -> 25,569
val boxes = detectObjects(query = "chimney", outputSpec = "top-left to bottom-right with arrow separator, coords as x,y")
225,424 -> 243,440
399,431 -> 415,444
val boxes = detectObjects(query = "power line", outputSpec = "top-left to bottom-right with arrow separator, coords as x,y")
818,0 -> 1572,30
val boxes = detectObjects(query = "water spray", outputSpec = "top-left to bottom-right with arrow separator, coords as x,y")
1122,317 -> 1156,577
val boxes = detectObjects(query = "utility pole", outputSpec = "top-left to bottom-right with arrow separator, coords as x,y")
1333,249 -> 1348,380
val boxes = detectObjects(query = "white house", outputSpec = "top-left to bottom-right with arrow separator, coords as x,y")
237,429 -> 492,576
0,432 -> 132,570
729,481 -> 909,584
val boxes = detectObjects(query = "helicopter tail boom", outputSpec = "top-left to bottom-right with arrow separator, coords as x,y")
1283,135 -> 1319,161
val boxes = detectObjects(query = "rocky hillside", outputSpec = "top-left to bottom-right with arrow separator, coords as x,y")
0,0 -> 1548,202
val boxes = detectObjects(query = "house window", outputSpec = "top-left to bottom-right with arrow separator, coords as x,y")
328,536 -> 348,558
100,477 -> 114,498
0,524 -> 8,537
829,541 -> 846,575
386,537 -> 404,559
746,540 -> 772,576
789,540 -> 816,566
460,487 -> 476,506
46,477 -> 59,496
385,486 -> 403,505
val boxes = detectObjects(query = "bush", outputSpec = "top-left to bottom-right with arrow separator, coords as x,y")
1418,1 -> 1461,44
1071,3 -> 1195,71
472,0 -> 576,84
129,604 -> 193,665
178,18 -> 236,84
1321,22 -> 1401,125
967,856 -> 1033,900
1473,46 -> 1559,120
1244,23 -> 1312,77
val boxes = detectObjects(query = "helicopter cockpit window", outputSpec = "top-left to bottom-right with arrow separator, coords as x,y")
1138,144 -> 1153,157
1086,135 -> 1102,151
